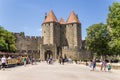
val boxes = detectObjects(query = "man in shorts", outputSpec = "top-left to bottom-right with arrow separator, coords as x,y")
1,55 -> 7,70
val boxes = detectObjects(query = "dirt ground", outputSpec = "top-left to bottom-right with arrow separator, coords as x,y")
0,62 -> 120,80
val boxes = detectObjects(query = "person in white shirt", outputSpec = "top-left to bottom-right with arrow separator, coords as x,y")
1,55 -> 7,70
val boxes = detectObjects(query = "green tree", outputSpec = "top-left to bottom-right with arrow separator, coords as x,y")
0,38 -> 8,51
86,23 -> 110,59
0,25 -> 16,52
107,2 -> 120,55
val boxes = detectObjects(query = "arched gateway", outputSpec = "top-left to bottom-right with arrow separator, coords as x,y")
44,50 -> 53,60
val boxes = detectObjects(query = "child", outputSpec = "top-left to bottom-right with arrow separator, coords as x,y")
107,62 -> 111,72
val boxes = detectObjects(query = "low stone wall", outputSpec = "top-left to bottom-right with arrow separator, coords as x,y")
111,65 -> 120,70
79,62 -> 120,70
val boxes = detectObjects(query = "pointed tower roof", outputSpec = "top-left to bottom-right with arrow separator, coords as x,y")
44,10 -> 58,23
66,11 -> 80,24
59,17 -> 66,24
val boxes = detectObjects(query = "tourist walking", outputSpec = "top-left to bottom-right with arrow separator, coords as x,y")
23,57 -> 27,66
92,60 -> 96,71
1,55 -> 7,70
89,60 -> 93,70
101,60 -> 107,71
30,57 -> 34,65
101,60 -> 104,71
107,62 -> 111,72
59,56 -> 63,64
62,58 -> 65,65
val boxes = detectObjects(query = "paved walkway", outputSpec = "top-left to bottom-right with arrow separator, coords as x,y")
0,62 -> 120,80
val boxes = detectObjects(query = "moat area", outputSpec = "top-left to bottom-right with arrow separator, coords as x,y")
0,62 -> 120,80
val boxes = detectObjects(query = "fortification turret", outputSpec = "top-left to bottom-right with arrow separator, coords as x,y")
66,11 -> 82,48
42,10 -> 60,46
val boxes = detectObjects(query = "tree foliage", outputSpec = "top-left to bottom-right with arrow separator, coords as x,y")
0,25 -> 16,52
86,23 -> 110,57
107,2 -> 120,55
86,2 -> 120,58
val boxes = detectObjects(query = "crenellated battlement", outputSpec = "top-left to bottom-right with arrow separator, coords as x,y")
25,36 -> 42,40
14,32 -> 42,41
25,36 -> 31,40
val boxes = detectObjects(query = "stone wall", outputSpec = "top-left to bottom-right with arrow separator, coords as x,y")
66,24 -> 74,48
42,23 -> 50,44
62,47 -> 80,60
60,24 -> 67,46
73,24 -> 81,47
66,23 -> 82,48
53,23 -> 60,46
40,44 -> 57,60
14,32 -> 42,52
42,22 -> 60,47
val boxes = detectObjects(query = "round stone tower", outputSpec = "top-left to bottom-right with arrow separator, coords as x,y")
42,10 -> 60,46
66,11 -> 82,49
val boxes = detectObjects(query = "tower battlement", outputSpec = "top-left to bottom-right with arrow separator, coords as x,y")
14,32 -> 42,40
13,10 -> 91,61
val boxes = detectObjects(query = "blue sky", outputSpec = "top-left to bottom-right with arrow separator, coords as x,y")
0,0 -> 120,40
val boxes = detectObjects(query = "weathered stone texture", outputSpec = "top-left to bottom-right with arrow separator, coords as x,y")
42,23 -> 50,44
14,11 -> 91,60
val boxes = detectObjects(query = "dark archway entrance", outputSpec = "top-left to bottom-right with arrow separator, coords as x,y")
44,50 -> 53,60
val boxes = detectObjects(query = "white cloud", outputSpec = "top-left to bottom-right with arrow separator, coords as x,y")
37,28 -> 42,32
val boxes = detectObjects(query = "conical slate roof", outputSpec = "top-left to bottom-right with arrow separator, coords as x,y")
44,10 -> 58,23
66,11 -> 80,24
59,17 -> 66,24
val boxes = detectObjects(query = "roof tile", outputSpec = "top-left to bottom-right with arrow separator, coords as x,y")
66,11 -> 80,24
59,18 -> 66,24
44,10 -> 58,23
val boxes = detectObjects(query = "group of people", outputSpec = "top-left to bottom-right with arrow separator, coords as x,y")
46,58 -> 54,64
24,57 -> 36,66
88,59 -> 111,72
0,55 -> 37,70
101,60 -> 111,71
88,60 -> 96,71
0,55 -> 112,72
